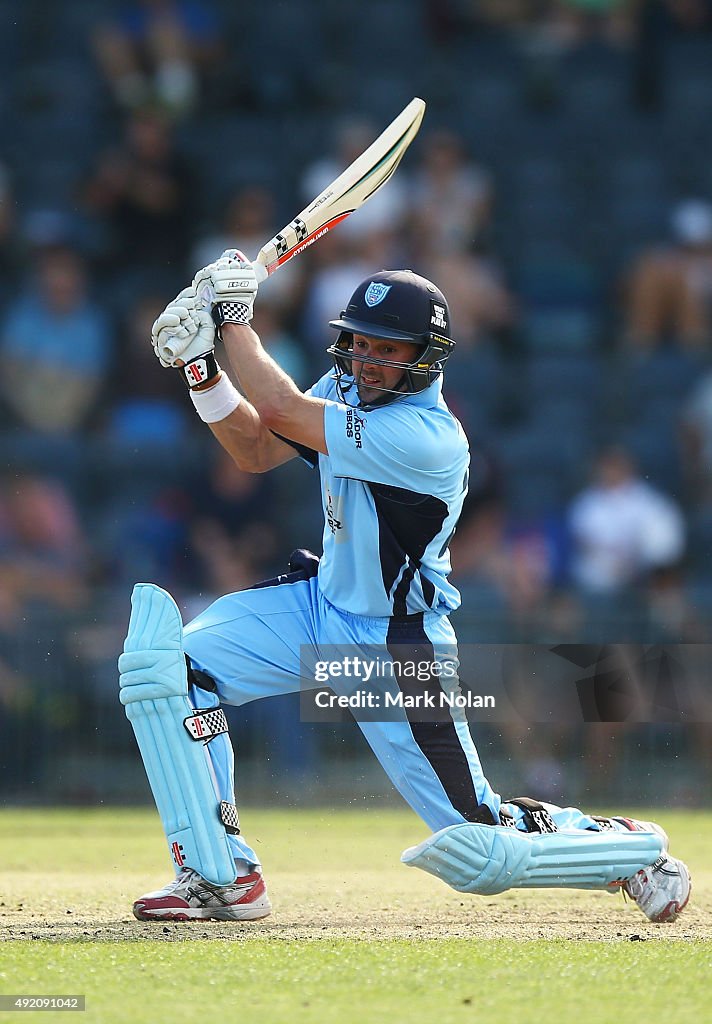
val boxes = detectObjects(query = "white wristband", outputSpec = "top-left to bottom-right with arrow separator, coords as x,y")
189,373 -> 242,423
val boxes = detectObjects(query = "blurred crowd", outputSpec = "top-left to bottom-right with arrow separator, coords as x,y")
2,0 -> 712,801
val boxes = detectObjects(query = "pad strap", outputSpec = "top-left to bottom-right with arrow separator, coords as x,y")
505,796 -> 558,834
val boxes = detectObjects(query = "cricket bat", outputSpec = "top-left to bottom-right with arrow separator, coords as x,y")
253,97 -> 426,281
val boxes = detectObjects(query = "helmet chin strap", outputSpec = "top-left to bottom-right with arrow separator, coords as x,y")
334,369 -> 410,409
358,372 -> 410,410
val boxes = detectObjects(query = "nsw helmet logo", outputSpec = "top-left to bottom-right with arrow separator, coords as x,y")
364,282 -> 391,307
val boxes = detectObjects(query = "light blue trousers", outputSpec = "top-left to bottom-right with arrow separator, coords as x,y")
183,576 -> 619,869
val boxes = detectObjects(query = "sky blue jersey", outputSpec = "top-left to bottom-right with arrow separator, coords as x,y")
292,371 -> 470,618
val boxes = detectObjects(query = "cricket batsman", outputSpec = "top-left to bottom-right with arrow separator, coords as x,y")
118,250 -> 691,923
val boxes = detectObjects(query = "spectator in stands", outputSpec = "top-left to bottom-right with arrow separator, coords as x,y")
662,0 -> 712,31
420,241 -> 515,351
410,130 -> 493,256
567,446 -> 686,593
83,107 -> 194,292
0,162 -> 20,307
450,462 -> 566,622
0,474 -> 89,626
676,362 -> 712,517
298,231 -> 379,362
187,448 -> 278,598
623,198 -> 712,349
106,291 -> 188,444
682,361 -> 712,496
0,247 -> 112,434
92,0 -> 223,118
191,184 -> 303,317
192,184 -> 275,268
467,0 -> 634,46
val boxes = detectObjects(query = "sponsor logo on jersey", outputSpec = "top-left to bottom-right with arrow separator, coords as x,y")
345,408 -> 365,448
364,282 -> 391,307
326,492 -> 342,534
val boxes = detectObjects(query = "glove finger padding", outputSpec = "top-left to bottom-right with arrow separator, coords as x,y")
172,309 -> 218,366
151,289 -> 196,363
152,311 -> 192,367
191,248 -> 258,324
194,248 -> 249,281
155,307 -> 216,366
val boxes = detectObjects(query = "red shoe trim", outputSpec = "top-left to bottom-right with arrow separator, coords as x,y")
135,908 -> 192,921
235,874 -> 266,905
135,895 -> 190,911
612,817 -> 638,832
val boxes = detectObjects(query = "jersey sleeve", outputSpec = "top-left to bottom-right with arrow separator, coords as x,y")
305,370 -> 336,401
323,400 -> 444,487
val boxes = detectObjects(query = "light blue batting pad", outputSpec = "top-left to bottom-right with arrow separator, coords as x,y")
401,823 -> 665,894
118,583 -> 237,886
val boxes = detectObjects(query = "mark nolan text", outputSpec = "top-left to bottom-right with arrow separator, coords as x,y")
315,690 -> 496,710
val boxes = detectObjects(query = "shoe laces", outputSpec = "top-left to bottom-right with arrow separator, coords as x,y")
623,855 -> 667,901
165,867 -> 200,892
623,870 -> 647,901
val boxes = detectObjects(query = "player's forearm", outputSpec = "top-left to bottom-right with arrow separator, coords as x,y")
221,323 -> 301,420
202,389 -> 282,473
221,323 -> 327,454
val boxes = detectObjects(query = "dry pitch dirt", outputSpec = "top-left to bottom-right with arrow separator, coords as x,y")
2,808 -> 709,944
2,875 -> 709,944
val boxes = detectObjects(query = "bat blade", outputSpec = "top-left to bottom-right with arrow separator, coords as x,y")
253,97 -> 426,282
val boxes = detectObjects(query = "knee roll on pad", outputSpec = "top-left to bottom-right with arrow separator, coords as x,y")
118,583 -> 238,886
401,822 -> 665,895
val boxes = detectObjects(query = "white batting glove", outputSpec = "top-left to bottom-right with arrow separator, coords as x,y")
191,248 -> 259,328
151,287 -> 220,389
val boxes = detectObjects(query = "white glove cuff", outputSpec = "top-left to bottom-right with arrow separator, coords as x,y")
189,374 -> 242,423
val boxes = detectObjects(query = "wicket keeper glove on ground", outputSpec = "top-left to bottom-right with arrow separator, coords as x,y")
191,249 -> 259,332
151,287 -> 220,389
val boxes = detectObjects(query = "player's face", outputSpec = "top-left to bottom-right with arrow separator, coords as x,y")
351,334 -> 420,404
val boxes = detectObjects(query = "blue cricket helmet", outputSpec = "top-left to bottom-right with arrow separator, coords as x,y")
326,269 -> 456,406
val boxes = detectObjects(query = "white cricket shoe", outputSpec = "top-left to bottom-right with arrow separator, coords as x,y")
623,853 -> 692,923
602,816 -> 690,922
611,816 -> 669,850
133,868 -> 272,922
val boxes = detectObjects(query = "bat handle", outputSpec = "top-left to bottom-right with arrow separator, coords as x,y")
253,258 -> 269,284
161,332 -> 183,363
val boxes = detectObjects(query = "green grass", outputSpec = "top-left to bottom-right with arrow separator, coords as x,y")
0,808 -> 710,1024
2,939 -> 712,1024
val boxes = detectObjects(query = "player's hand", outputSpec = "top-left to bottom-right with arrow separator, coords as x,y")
191,248 -> 259,325
151,287 -> 216,368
